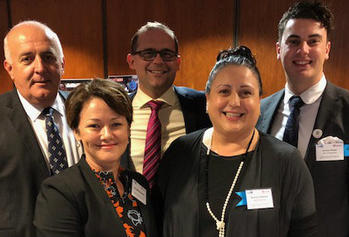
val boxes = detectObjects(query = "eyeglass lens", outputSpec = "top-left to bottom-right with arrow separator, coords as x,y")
137,49 -> 177,61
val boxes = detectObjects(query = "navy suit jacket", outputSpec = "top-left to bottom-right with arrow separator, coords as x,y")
257,82 -> 349,237
121,86 -> 211,170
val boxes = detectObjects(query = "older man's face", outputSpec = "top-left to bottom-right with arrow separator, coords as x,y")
4,25 -> 64,108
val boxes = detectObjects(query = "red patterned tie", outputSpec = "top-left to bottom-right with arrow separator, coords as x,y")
143,100 -> 164,188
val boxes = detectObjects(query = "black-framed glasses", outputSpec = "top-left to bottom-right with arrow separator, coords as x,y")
132,49 -> 178,62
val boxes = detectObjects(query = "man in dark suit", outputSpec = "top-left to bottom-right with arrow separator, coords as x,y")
257,2 -> 349,236
124,22 -> 211,176
0,20 -> 80,237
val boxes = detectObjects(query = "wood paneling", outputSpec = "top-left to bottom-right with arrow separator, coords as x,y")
0,0 -> 13,93
6,0 -> 104,80
0,0 -> 347,95
323,0 -> 349,90
106,0 -> 234,91
239,0 -> 293,97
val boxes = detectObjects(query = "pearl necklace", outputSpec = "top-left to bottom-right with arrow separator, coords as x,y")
205,129 -> 255,237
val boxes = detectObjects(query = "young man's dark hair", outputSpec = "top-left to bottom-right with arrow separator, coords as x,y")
278,1 -> 334,40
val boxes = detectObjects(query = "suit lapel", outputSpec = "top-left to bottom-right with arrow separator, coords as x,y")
79,158 -> 127,236
304,82 -> 339,163
80,159 -> 155,236
174,86 -> 197,134
4,90 -> 50,178
258,90 -> 284,133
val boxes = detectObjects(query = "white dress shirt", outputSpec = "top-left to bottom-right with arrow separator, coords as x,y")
17,90 -> 82,170
270,75 -> 327,158
130,86 -> 186,173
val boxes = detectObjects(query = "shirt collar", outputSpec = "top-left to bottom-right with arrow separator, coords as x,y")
133,86 -> 176,108
284,75 -> 327,105
17,90 -> 65,122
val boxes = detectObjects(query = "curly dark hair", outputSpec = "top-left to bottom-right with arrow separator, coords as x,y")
278,1 -> 334,41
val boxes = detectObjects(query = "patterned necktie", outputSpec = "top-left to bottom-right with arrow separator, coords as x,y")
143,100 -> 164,188
283,96 -> 305,147
42,107 -> 68,175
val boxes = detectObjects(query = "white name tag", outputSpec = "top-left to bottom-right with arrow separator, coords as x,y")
246,188 -> 274,210
316,136 -> 344,161
131,179 -> 147,205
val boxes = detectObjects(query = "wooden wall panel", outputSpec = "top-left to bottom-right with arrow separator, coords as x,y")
239,0 -> 293,97
5,0 -> 104,80
0,0 -> 13,93
106,0 -> 234,91
1,0 -> 347,95
239,0 -> 349,97
323,0 -> 349,90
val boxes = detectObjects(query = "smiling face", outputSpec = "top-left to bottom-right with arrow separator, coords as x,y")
127,28 -> 180,98
206,65 -> 261,139
74,97 -> 130,171
4,24 -> 64,108
276,18 -> 330,94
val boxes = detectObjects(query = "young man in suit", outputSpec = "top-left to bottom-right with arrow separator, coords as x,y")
257,2 -> 349,236
0,20 -> 81,237
124,22 -> 211,182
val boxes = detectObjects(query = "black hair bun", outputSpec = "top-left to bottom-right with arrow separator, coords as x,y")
216,45 -> 256,66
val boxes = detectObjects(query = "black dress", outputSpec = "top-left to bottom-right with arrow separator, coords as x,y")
156,128 -> 318,237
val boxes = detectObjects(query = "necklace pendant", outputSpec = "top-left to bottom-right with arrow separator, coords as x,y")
216,221 -> 225,230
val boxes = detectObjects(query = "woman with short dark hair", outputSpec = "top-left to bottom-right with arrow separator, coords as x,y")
34,79 -> 158,237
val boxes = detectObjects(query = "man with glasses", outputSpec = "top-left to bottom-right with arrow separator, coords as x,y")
124,22 -> 211,181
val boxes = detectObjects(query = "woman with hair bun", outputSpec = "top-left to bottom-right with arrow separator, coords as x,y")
156,46 -> 318,237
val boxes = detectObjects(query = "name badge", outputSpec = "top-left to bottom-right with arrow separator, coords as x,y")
246,188 -> 274,210
316,136 -> 344,161
131,179 -> 147,205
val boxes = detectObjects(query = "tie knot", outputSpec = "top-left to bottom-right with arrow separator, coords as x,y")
147,100 -> 164,111
289,96 -> 304,110
42,107 -> 54,117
